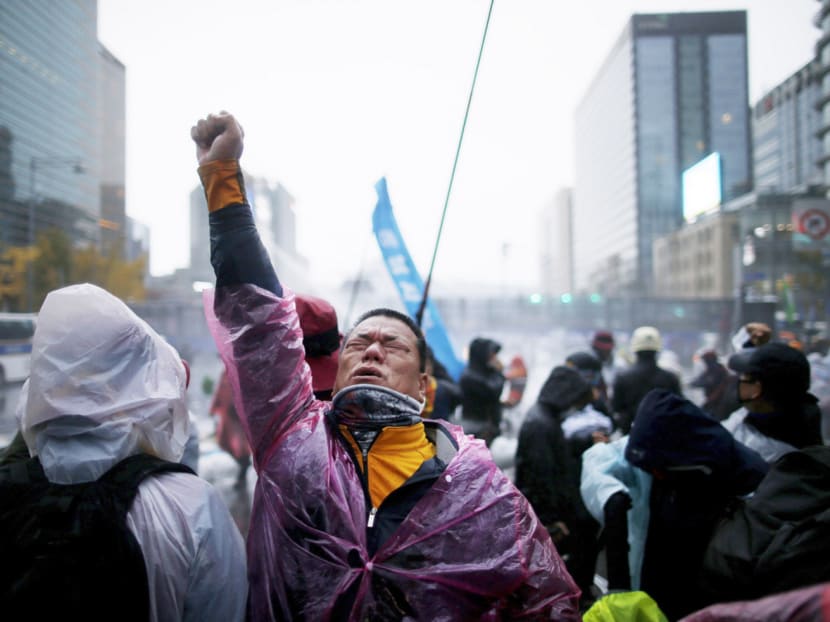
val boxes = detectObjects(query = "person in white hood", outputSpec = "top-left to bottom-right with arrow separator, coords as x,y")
0,283 -> 246,622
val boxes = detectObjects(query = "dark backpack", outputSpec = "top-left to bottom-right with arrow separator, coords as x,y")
700,446 -> 830,603
0,453 -> 194,621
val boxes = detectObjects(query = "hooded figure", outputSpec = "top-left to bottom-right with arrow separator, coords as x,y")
566,350 -> 613,418
515,365 -> 601,608
459,337 -> 506,446
625,389 -> 768,620
0,284 -> 246,621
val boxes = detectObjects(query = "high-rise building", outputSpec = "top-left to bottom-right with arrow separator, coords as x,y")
816,1 -> 830,187
125,216 -> 150,264
0,0 -> 113,250
538,188 -> 573,298
753,60 -> 823,193
189,185 -> 211,283
98,43 -> 127,253
573,12 -> 751,296
189,172 -> 309,286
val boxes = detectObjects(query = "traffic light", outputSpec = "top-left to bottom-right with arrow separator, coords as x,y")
560,293 -> 573,304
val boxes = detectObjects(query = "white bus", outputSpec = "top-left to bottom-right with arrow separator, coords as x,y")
0,312 -> 36,385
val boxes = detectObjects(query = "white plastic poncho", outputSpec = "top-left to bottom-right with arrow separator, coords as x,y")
15,283 -> 247,622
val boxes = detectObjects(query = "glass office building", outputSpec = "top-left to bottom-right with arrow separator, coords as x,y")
816,0 -> 830,186
0,0 -> 108,249
754,61 -> 823,193
573,12 -> 751,296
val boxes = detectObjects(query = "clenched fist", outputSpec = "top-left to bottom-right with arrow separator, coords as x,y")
191,111 -> 244,166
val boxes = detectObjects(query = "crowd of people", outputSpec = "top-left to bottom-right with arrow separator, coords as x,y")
1,111 -> 828,621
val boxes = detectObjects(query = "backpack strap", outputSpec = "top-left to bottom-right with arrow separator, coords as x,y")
96,453 -> 196,522
0,453 -> 196,621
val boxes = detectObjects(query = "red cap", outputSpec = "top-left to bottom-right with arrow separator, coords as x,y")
295,294 -> 341,396
592,330 -> 615,351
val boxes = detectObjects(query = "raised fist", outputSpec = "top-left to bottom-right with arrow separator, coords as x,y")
190,111 -> 244,165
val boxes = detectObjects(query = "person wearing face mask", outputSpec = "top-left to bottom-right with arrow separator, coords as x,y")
722,342 -> 822,463
191,111 -> 581,621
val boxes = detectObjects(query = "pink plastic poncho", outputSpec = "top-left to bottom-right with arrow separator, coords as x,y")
205,285 -> 580,621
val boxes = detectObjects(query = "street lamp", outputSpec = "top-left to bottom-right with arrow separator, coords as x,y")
27,156 -> 85,311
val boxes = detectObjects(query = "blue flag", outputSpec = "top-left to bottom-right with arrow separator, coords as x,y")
372,178 -> 464,381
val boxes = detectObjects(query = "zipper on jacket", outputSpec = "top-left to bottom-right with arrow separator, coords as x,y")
331,418 -> 377,527
362,445 -> 373,523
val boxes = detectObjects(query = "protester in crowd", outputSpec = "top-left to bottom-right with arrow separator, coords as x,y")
689,349 -> 738,421
723,342 -> 823,463
192,111 -> 581,620
733,321 -> 773,350
612,326 -> 682,433
591,330 -> 617,404
699,446 -> 830,605
2,363 -> 201,473
211,369 -> 251,487
0,283 -> 247,621
503,354 -> 529,408
422,345 -> 462,420
580,435 -> 652,594
515,365 -> 606,610
581,389 -> 768,620
459,336 -> 506,446
566,350 -> 613,417
294,292 -> 342,401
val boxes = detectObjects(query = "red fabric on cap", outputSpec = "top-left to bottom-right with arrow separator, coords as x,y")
295,294 -> 340,395
592,330 -> 615,351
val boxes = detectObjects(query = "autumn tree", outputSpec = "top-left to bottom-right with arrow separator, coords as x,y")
0,229 -> 146,311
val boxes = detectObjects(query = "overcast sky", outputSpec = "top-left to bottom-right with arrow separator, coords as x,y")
97,0 -> 819,292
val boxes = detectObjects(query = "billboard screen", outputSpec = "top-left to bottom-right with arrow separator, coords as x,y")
682,152 -> 722,223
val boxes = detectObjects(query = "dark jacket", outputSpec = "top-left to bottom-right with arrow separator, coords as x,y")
625,389 -> 769,620
459,338 -> 505,428
515,367 -> 593,530
612,352 -> 682,433
431,358 -> 462,420
700,446 -> 830,604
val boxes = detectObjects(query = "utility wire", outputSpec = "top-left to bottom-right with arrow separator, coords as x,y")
416,0 -> 495,327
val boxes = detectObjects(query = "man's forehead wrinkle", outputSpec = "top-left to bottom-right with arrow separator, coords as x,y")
354,317 -> 413,340
354,327 -> 403,342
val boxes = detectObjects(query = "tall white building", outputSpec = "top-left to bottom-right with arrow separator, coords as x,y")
538,188 -> 573,298
188,172 -> 309,287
